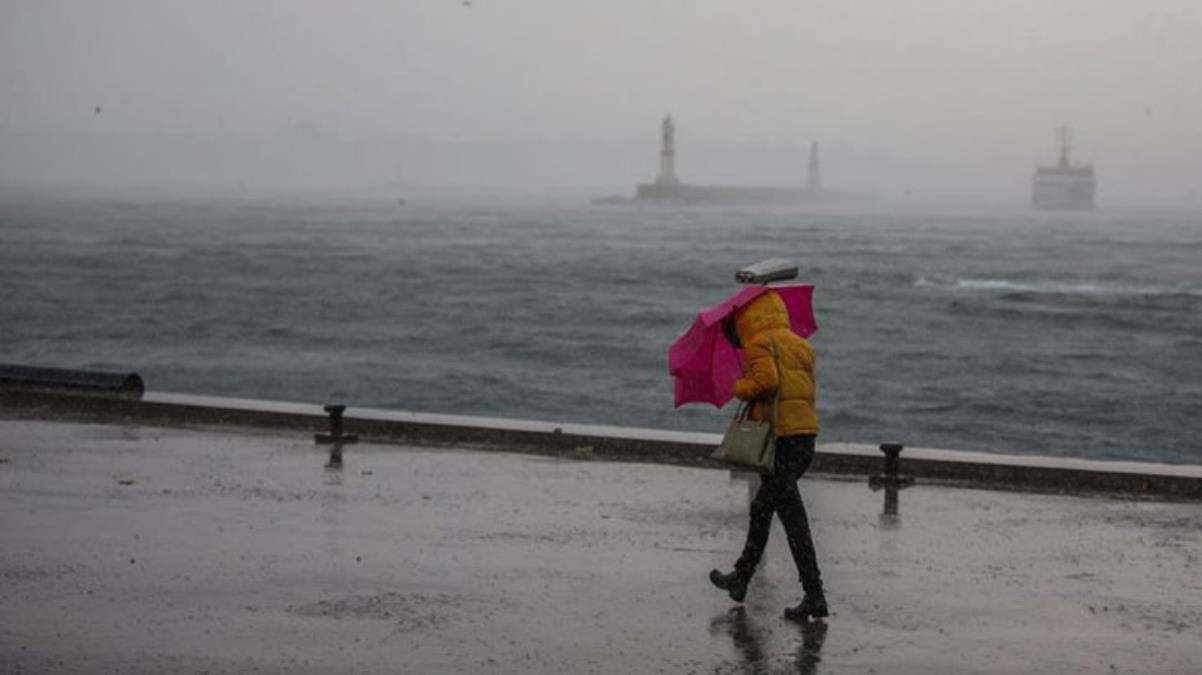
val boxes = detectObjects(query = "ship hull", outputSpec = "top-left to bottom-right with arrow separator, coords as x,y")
1031,167 -> 1095,211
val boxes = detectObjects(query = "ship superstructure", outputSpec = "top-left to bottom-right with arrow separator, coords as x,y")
1032,127 -> 1096,210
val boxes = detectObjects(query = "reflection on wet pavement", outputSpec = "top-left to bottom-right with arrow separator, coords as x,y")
710,606 -> 829,674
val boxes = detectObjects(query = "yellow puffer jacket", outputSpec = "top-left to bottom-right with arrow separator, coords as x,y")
731,290 -> 819,436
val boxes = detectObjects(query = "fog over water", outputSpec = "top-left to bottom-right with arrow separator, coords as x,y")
3,1 -> 1202,208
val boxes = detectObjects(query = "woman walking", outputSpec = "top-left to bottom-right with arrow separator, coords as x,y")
708,289 -> 828,621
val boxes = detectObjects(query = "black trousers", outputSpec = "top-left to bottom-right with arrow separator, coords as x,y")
734,434 -> 823,594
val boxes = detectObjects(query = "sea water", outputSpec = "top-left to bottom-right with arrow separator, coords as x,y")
2,196 -> 1200,464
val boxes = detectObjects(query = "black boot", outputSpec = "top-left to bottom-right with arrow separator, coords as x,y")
709,569 -> 749,603
784,591 -> 829,622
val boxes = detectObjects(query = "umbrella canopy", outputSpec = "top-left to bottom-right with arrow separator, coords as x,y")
668,284 -> 816,408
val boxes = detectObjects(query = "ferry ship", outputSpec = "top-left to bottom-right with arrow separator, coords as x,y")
1032,127 -> 1095,210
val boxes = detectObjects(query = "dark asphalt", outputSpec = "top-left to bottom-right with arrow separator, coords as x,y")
1,418 -> 1200,674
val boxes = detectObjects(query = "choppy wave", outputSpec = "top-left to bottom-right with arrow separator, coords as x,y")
3,199 -> 1201,463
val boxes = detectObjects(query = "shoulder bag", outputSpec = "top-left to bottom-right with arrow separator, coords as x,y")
710,343 -> 779,476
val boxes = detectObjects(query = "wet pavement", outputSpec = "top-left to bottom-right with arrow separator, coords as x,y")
1,418 -> 1200,674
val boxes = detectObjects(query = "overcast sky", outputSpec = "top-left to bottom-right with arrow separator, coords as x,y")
2,0 -> 1200,206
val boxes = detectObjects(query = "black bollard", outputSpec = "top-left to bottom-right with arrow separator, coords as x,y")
328,405 -> 345,438
315,404 -> 359,445
880,443 -> 903,478
868,442 -> 914,491
316,404 -> 358,468
870,443 -> 910,529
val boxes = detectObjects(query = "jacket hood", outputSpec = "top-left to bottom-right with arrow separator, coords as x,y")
734,290 -> 790,344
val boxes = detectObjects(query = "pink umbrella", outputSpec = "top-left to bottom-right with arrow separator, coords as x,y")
668,284 -> 817,408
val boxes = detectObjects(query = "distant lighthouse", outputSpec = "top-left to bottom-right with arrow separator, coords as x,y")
655,115 -> 679,186
621,115 -> 864,206
806,141 -> 822,193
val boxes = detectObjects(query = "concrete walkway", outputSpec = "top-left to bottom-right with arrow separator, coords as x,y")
1,418 -> 1200,674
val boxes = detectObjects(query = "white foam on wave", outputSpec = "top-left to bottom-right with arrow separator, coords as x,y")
920,277 -> 1201,297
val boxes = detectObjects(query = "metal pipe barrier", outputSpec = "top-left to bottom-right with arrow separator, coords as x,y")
0,364 -> 144,400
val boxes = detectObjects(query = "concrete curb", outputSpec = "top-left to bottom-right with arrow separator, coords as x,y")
3,389 -> 1201,501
